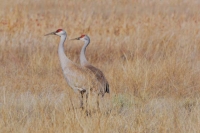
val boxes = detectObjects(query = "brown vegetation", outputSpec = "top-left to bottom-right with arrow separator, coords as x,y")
0,0 -> 200,132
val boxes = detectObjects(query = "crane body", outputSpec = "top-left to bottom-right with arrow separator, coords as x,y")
45,29 -> 99,109
71,35 -> 110,109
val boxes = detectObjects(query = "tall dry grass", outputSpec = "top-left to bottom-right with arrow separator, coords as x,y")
0,0 -> 200,132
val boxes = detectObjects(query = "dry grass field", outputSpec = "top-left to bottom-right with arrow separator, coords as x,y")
1,0 -> 200,132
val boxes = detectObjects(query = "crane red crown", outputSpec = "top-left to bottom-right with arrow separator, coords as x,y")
56,29 -> 63,33
80,35 -> 85,38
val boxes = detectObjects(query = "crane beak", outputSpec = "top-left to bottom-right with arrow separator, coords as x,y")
44,31 -> 56,36
70,37 -> 80,40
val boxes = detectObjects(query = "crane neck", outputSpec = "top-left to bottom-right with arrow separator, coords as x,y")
58,35 -> 71,69
80,39 -> 90,66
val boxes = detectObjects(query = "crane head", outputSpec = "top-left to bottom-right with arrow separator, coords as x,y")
45,29 -> 66,36
71,35 -> 90,42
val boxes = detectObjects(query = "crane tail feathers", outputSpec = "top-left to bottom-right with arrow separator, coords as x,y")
105,83 -> 109,93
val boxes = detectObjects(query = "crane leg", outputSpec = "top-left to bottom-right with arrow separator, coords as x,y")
85,92 -> 93,116
97,94 -> 100,112
86,93 -> 88,108
79,91 -> 85,110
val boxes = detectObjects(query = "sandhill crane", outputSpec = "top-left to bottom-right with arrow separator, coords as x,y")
45,29 -> 100,109
71,35 -> 110,108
